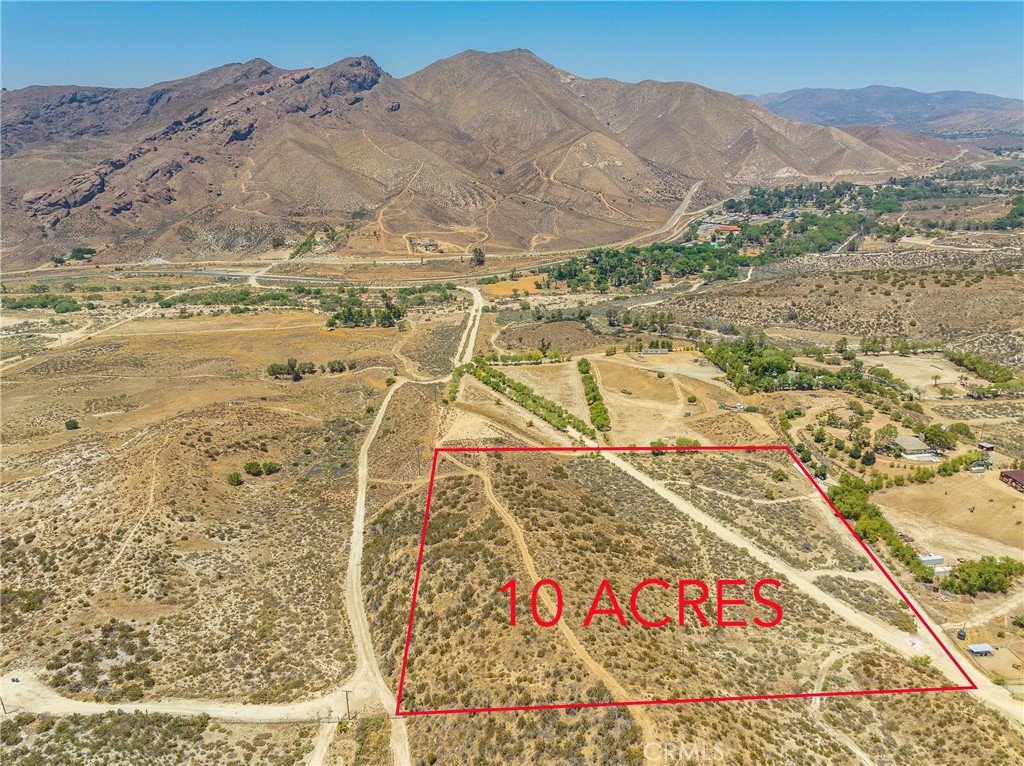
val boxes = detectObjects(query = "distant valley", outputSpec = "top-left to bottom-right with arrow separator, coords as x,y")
749,85 -> 1023,145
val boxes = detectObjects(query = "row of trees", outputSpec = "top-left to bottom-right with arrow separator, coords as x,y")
577,359 -> 610,431
267,358 -> 357,380
469,361 -> 595,438
944,347 -> 1024,393
829,474 -> 934,582
831,473 -> 1023,595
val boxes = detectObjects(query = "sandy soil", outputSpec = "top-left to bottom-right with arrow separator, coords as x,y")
501,362 -> 590,422
861,354 -> 973,399
589,358 -> 704,444
874,470 -> 1024,556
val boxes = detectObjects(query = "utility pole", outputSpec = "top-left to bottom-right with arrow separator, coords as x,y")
342,689 -> 351,719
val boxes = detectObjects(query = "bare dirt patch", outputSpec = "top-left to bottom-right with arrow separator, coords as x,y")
874,471 -> 1024,556
498,319 -> 607,357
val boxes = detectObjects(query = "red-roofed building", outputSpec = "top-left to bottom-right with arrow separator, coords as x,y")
718,225 -> 741,232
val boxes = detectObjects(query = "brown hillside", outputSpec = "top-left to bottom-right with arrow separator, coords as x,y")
0,49 -> 977,267
840,124 -> 990,166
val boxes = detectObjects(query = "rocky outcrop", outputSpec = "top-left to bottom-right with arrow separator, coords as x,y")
21,145 -> 158,223
22,169 -> 105,224
225,122 -> 256,144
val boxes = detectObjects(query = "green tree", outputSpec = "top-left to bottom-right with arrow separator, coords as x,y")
922,424 -> 957,451
64,419 -> 79,431
244,461 -> 264,476
227,472 -> 243,486
874,423 -> 898,449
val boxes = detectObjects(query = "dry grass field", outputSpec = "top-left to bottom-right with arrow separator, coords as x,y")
588,358 -> 708,444
497,320 -> 608,357
500,362 -> 591,423
0,312 -> 399,704
874,471 -> 1024,558
0,713 -> 316,766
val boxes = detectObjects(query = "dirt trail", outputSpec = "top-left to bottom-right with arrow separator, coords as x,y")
455,286 -> 483,365
306,721 -> 337,766
341,291 -> 483,763
94,433 -> 171,590
810,648 -> 877,766
442,454 -> 659,751
601,452 -> 963,673
347,380 -> 413,765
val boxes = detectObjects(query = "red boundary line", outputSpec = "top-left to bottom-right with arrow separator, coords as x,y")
394,445 -> 976,717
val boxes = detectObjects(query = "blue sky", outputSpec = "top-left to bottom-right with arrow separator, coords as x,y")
2,2 -> 1022,98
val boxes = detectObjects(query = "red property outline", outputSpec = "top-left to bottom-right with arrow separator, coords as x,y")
395,445 -> 976,717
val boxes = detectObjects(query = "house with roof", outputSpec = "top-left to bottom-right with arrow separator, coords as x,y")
894,434 -> 931,455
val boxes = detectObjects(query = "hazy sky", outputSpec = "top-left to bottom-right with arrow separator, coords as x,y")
2,1 -> 1022,98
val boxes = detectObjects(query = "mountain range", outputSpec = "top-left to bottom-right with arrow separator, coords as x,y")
749,85 -> 1023,140
0,50 -> 990,266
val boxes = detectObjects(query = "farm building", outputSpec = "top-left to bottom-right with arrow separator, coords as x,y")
718,225 -> 741,232
918,553 -> 944,567
643,348 -> 669,354
978,441 -> 996,451
968,644 -> 995,657
1000,469 -> 1024,493
894,434 -> 931,455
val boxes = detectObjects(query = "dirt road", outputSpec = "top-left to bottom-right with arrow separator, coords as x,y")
443,454 -> 659,750
810,648 -> 878,766
600,450 -> 1024,727
0,277 -> 491,765
455,286 -> 483,365
346,380 -> 414,765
